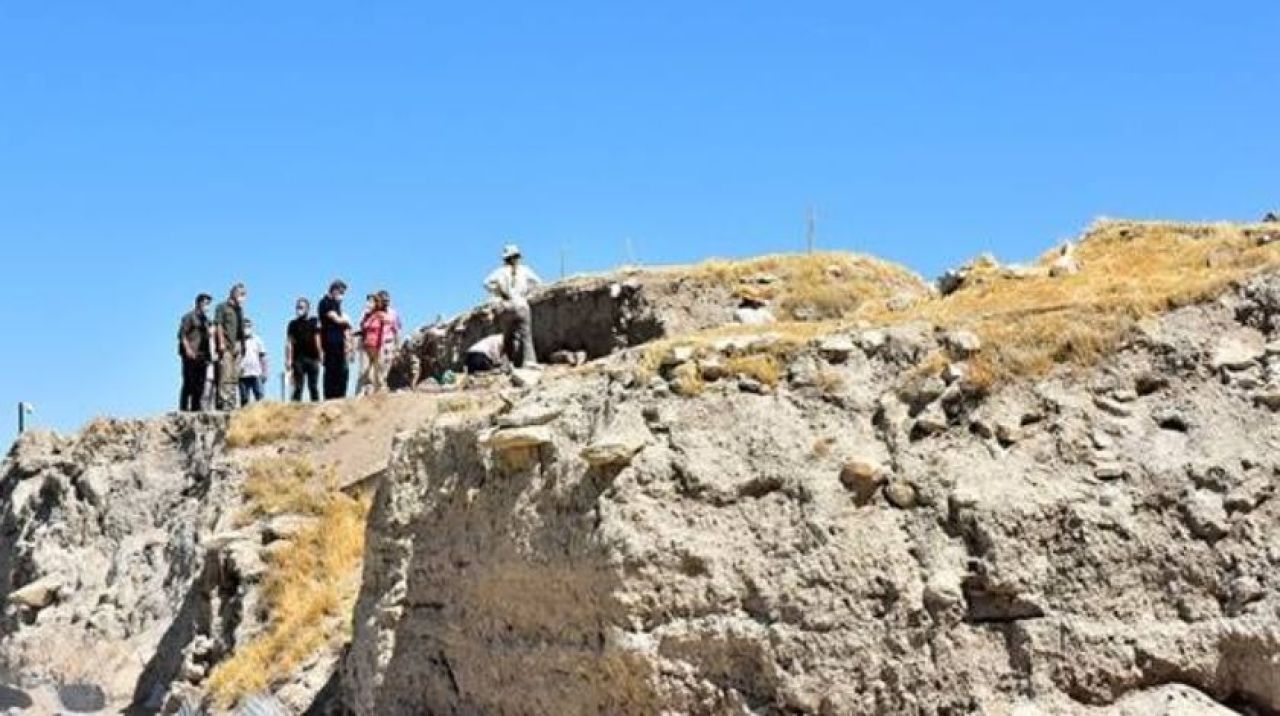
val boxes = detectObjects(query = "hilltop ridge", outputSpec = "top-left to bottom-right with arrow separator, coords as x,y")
0,219 -> 1278,714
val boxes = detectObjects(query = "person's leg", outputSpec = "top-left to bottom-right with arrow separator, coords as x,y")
515,302 -> 537,367
250,376 -> 264,403
180,358 -> 197,411
304,359 -> 321,401
465,352 -> 494,373
290,363 -> 304,402
371,350 -> 386,392
499,309 -> 520,368
191,360 -> 206,411
239,377 -> 251,406
218,350 -> 240,410
323,353 -> 340,399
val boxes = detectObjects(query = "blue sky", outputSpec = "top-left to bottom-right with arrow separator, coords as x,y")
1,1 -> 1277,435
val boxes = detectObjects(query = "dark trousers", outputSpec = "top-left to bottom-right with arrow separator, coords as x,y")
180,357 -> 208,412
323,351 -> 349,399
292,359 -> 321,402
239,376 -> 264,405
465,352 -> 497,374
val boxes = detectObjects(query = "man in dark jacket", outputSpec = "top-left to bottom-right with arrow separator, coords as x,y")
178,293 -> 213,411
213,283 -> 247,410
318,280 -> 351,399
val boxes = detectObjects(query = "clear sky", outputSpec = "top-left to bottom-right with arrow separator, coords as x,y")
1,1 -> 1277,435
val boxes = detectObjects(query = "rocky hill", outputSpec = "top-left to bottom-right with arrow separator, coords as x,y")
2,220 -> 1279,715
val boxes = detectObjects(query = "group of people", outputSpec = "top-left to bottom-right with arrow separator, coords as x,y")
176,244 -> 544,411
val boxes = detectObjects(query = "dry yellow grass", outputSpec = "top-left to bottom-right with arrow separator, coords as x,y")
225,401 -> 315,448
680,251 -> 929,320
239,456 -> 338,523
725,353 -> 782,387
206,488 -> 370,706
209,453 -> 370,706
864,220 -> 1280,383
638,221 -> 1280,391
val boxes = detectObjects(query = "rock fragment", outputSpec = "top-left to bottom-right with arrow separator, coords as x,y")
8,576 -> 62,610
581,433 -> 648,468
884,480 -> 918,509
838,461 -> 885,505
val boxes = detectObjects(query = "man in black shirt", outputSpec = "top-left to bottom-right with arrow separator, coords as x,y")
286,297 -> 323,402
177,293 -> 213,411
318,280 -> 352,399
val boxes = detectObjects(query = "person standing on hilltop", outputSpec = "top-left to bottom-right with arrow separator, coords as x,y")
286,297 -> 323,402
318,280 -> 352,399
177,293 -> 213,412
213,283 -> 248,410
358,293 -> 391,395
484,244 -> 542,368
377,289 -> 402,388
238,319 -> 269,405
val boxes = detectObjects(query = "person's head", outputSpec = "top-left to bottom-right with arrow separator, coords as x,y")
328,280 -> 348,300
377,290 -> 391,308
502,243 -> 522,265
244,319 -> 255,336
295,297 -> 311,317
365,293 -> 377,311
195,293 -> 213,312
229,283 -> 247,305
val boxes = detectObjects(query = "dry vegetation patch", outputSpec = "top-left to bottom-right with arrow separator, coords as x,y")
225,402 -> 316,448
681,251 -> 929,320
210,453 -> 371,706
637,221 -> 1280,392
206,487 -> 370,706
868,221 -> 1280,382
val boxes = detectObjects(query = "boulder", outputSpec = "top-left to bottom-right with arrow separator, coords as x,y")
1211,332 -> 1265,371
817,335 -> 856,362
884,480 -> 918,509
698,358 -> 729,382
941,330 -> 982,358
838,461 -> 885,505
581,433 -> 648,468
911,405 -> 949,438
1184,491 -> 1230,541
996,420 -> 1024,446
8,576 -> 62,610
485,426 -> 555,452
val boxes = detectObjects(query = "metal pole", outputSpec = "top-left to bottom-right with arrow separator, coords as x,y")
806,206 -> 816,254
17,403 -> 23,435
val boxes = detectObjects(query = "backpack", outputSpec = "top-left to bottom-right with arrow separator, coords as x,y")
361,312 -> 385,351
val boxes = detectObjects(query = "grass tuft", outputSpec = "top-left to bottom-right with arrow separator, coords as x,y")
725,353 -> 782,387
681,251 -> 930,320
225,402 -> 314,448
240,456 -> 338,523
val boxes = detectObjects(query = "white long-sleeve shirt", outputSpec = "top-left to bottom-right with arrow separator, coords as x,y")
484,264 -> 542,307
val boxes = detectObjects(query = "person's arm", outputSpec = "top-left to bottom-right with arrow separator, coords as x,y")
285,327 -> 294,367
179,317 -> 198,359
324,306 -> 350,327
314,331 -> 323,362
484,268 -> 510,300
259,342 -> 269,378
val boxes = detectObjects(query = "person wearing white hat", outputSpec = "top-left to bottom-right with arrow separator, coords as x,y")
484,243 -> 543,367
